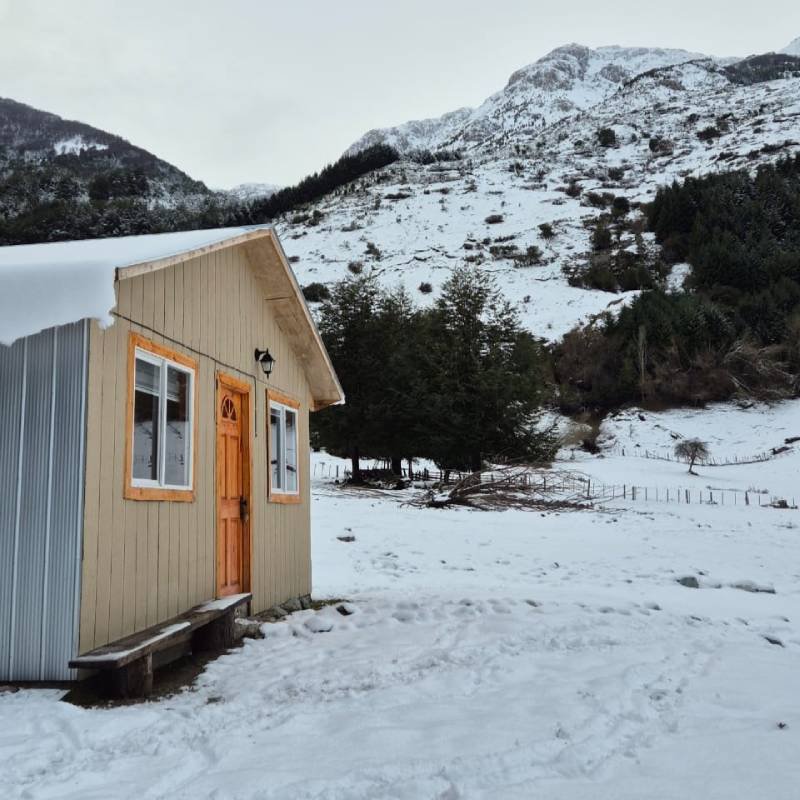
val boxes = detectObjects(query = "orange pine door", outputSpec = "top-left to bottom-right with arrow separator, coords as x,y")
216,380 -> 249,597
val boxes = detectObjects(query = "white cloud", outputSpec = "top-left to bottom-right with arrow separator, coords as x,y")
0,0 -> 798,186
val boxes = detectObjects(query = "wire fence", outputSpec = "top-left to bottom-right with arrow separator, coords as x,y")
603,444 -> 788,467
575,479 -> 794,509
313,462 -> 471,484
464,472 -> 795,509
313,461 -> 797,509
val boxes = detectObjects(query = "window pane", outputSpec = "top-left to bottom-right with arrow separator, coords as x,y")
164,366 -> 191,487
285,409 -> 298,493
270,407 -> 283,489
133,358 -> 160,481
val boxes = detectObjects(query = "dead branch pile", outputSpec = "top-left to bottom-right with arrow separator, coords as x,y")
419,464 -> 593,511
723,340 -> 798,400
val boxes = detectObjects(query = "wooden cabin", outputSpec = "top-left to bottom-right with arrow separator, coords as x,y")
0,227 -> 343,685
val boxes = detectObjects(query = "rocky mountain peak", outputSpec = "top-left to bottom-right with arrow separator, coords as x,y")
347,43 -> 709,157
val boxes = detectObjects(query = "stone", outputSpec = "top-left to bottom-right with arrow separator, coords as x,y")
677,576 -> 700,589
731,580 -> 776,594
267,605 -> 288,619
299,594 -> 313,610
304,615 -> 334,634
281,596 -> 303,613
234,618 -> 264,640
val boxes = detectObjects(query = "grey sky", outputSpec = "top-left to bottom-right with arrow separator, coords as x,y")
1,0 -> 798,188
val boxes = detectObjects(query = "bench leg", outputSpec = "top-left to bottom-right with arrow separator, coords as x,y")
192,610 -> 235,652
109,653 -> 153,699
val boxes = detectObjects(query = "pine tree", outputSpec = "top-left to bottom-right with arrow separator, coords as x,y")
313,275 -> 384,482
423,267 -> 553,472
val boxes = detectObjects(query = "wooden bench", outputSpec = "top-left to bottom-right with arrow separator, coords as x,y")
70,593 -> 251,697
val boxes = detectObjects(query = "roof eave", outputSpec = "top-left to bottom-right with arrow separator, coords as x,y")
116,227 -> 344,410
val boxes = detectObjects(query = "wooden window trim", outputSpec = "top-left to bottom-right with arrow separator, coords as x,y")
267,388 -> 300,411
267,388 -> 302,504
124,332 -> 199,502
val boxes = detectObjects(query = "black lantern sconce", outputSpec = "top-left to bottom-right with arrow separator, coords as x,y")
255,348 -> 275,378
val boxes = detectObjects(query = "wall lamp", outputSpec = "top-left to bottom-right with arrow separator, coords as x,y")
255,348 -> 275,378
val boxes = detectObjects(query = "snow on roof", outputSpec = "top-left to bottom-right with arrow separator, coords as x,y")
0,226 -> 269,346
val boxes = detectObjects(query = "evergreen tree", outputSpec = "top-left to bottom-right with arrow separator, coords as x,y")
314,281 -> 433,480
313,275 -> 384,482
313,269 -> 555,481
423,267 -> 552,472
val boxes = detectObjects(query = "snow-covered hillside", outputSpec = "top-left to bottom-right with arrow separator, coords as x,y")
278,47 -> 800,340
0,96 -> 212,214
782,37 -> 800,56
223,182 -> 281,202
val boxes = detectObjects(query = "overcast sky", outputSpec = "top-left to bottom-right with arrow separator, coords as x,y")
1,1 -> 798,188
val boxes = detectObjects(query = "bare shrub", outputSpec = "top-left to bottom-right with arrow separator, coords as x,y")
539,222 -> 555,239
674,438 -> 709,475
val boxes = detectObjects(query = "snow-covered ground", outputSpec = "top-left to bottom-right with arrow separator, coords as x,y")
2,402 -> 799,799
571,401 -> 800,505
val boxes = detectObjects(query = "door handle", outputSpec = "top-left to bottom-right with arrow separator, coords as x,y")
239,496 -> 249,523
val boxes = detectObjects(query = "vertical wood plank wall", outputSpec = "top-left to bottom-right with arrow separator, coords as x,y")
79,245 -> 312,653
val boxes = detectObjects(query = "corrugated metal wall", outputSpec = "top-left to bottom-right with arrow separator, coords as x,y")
0,321 -> 88,681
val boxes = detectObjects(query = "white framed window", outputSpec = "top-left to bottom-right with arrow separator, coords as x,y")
127,333 -> 197,500
268,391 -> 300,501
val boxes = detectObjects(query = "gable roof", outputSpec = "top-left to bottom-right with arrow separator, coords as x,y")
0,226 -> 343,410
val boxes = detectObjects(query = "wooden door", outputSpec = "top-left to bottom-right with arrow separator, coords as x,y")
216,374 -> 251,597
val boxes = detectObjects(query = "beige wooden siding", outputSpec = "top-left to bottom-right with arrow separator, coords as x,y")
79,244 -> 312,654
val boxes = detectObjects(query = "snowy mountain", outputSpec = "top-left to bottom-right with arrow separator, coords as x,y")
279,46 -> 800,341
223,182 -> 281,202
0,97 -> 211,216
347,45 -> 708,156
781,36 -> 800,56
